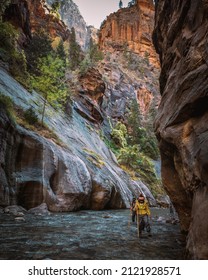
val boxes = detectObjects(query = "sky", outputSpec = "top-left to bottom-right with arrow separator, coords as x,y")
73,0 -> 130,28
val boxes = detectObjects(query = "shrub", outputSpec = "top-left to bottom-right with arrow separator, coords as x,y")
117,145 -> 140,168
0,1 -> 11,19
0,21 -> 30,88
24,107 -> 39,125
111,121 -> 127,148
0,21 -> 18,50
0,93 -> 15,122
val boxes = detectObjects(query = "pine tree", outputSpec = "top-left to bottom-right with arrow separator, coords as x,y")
25,29 -> 53,74
56,39 -> 66,66
51,1 -> 60,13
69,27 -> 82,70
89,38 -> 104,64
127,99 -> 144,145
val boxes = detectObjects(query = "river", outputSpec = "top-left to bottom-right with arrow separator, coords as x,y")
0,208 -> 185,260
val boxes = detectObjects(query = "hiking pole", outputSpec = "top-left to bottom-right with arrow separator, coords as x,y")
137,213 -> 140,238
128,210 -> 131,228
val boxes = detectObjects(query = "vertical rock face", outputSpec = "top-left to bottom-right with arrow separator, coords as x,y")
0,67 -> 155,212
2,0 -> 32,39
99,0 -> 159,67
153,0 -> 208,259
27,0 -> 70,40
3,0 -> 70,42
0,105 -> 92,211
46,0 -> 91,50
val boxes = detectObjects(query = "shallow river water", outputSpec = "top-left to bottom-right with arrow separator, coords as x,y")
0,208 -> 186,260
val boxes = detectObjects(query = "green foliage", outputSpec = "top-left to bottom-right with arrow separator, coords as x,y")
0,21 -> 18,50
25,29 -> 53,74
31,54 -> 68,123
111,121 -> 127,148
24,107 -> 38,125
0,93 -> 15,122
106,99 -> 161,194
69,27 -> 82,70
51,1 -> 60,13
127,99 -> 159,160
117,143 -> 161,196
103,136 -> 119,155
79,41 -> 103,75
0,0 -> 11,20
127,99 -> 142,143
89,39 -> 104,63
10,49 -> 31,88
117,145 -> 140,168
50,1 -> 61,19
0,21 -> 30,88
56,39 -> 67,65
144,51 -> 150,66
79,54 -> 91,75
83,148 -> 105,168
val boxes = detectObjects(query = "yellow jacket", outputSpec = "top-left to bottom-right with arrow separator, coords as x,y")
134,200 -> 150,216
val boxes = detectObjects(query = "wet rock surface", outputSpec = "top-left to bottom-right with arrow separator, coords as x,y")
0,66 -> 155,212
0,208 -> 185,260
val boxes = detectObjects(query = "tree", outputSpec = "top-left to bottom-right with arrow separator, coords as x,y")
89,38 -> 104,63
0,21 -> 30,87
119,0 -> 123,9
111,121 -> 127,148
31,54 -> 68,124
127,99 -> 159,159
117,145 -> 140,168
127,99 -> 144,145
69,27 -> 82,70
51,1 -> 60,13
56,39 -> 67,66
25,29 -> 53,74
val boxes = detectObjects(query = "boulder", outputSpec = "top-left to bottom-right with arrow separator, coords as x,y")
4,205 -> 27,216
28,203 -> 50,215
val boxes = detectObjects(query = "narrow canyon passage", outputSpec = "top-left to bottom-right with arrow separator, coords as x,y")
0,208 -> 185,260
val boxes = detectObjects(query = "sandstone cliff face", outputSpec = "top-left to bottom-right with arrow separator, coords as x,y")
99,0 -> 159,67
153,0 -> 208,259
3,0 -> 70,42
46,0 -> 93,50
27,0 -> 70,40
0,67 -> 156,211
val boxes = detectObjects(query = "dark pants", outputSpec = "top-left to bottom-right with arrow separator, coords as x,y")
132,211 -> 136,222
138,214 -> 151,233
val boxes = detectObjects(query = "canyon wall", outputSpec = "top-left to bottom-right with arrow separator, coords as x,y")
46,0 -> 91,50
153,0 -> 208,259
99,0 -> 159,67
0,67 -> 155,211
0,0 -> 159,213
3,0 -> 70,43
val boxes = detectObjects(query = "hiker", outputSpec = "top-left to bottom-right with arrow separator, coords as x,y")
119,0 -> 123,9
130,197 -> 137,222
134,193 -> 151,235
